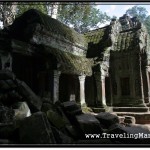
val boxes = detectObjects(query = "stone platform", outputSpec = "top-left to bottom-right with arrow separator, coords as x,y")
92,106 -> 150,124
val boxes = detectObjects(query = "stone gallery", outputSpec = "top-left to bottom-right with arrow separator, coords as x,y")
1,9 -> 150,145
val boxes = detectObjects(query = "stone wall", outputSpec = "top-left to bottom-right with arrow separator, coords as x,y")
109,52 -> 145,107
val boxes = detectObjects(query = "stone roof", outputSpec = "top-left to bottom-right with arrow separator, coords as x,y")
84,26 -> 112,58
85,14 -> 149,55
11,39 -> 93,76
113,29 -> 140,52
9,9 -> 87,49
44,46 -> 93,76
84,26 -> 111,45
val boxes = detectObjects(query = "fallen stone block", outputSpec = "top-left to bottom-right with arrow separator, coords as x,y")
0,90 -> 23,106
41,102 -> 53,113
0,106 -> 15,123
19,112 -> 56,144
124,116 -> 136,124
46,109 -> 67,129
0,123 -> 15,139
75,114 -> 103,138
51,126 -> 73,144
5,79 -> 17,89
118,116 -> 125,124
108,123 -> 150,144
0,70 -> 16,80
65,125 -> 81,139
95,112 -> 119,128
16,80 -> 42,112
13,102 -> 31,120
61,101 -> 82,116
0,80 -> 11,91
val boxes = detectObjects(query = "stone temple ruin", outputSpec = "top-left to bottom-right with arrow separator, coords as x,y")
1,9 -> 150,145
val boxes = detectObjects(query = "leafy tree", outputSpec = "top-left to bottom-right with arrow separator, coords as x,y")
126,5 -> 150,35
57,3 -> 111,33
145,16 -> 150,35
126,6 -> 148,22
46,2 -> 59,19
11,2 -> 111,33
16,2 -> 48,17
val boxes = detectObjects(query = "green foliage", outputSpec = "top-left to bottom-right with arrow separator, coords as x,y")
126,5 -> 150,35
145,15 -> 150,35
15,2 -> 111,33
126,6 -> 148,22
16,2 -> 48,17
57,3 -> 111,33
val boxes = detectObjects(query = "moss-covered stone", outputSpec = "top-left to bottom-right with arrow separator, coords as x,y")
10,9 -> 87,48
44,46 -> 93,76
46,110 -> 67,129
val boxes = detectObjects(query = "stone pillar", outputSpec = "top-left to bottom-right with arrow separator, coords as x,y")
146,66 -> 150,103
101,75 -> 107,106
79,75 -> 86,106
53,70 -> 61,104
94,72 -> 107,107
134,54 -> 146,107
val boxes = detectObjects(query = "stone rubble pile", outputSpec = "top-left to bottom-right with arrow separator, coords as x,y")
0,70 -> 150,145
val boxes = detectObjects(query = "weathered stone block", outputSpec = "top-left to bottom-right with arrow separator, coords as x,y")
16,80 -> 42,112
0,70 -> 16,80
0,123 -> 15,139
108,123 -> 150,144
75,114 -> 103,136
118,116 -> 125,124
19,112 -> 56,144
62,101 -> 82,116
46,110 -> 67,129
0,80 -> 10,91
51,126 -> 73,144
13,102 -> 31,120
0,106 -> 14,123
41,102 -> 53,113
124,116 -> 136,124
65,125 -> 81,139
95,112 -> 119,128
5,79 -> 17,89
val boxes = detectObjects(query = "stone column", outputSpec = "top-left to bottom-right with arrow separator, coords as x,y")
146,66 -> 150,103
94,72 -> 107,107
53,70 -> 61,104
101,75 -> 107,106
79,75 -> 86,106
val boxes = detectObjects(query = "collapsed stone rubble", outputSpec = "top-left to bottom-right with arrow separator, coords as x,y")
0,70 -> 150,145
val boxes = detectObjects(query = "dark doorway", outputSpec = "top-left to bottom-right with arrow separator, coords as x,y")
105,77 -> 112,106
120,77 -> 130,96
59,74 -> 79,103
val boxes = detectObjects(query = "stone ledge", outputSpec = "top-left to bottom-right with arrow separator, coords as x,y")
113,107 -> 149,112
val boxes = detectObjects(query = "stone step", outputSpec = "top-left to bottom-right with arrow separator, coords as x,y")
113,107 -> 149,112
